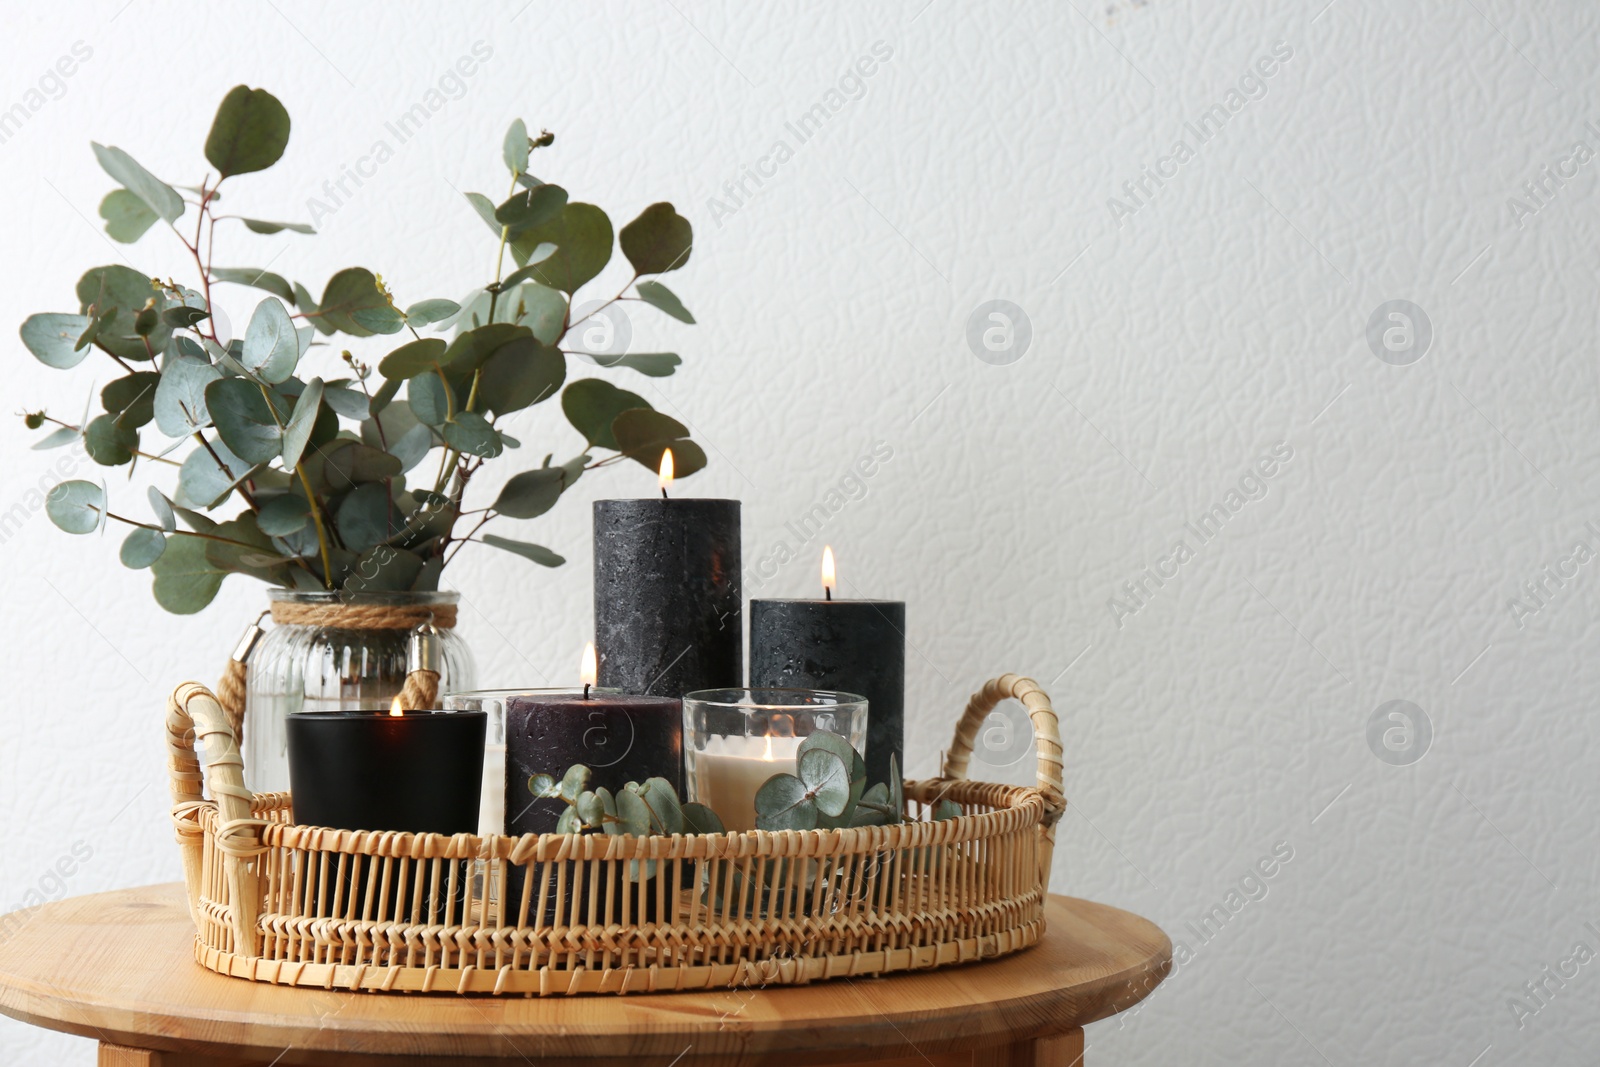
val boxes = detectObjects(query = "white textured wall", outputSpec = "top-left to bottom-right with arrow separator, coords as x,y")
3,1 -> 1598,1062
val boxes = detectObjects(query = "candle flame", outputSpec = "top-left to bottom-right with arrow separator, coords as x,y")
821,544 -> 836,595
658,448 -> 675,492
389,695 -> 405,717
763,734 -> 774,761
581,641 -> 598,689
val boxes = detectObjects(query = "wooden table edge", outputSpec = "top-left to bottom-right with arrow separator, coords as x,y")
0,883 -> 1171,1062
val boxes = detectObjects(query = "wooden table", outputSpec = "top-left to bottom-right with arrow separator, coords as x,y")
0,884 -> 1168,1066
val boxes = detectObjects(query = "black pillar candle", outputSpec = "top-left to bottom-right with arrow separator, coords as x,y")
594,497 -> 742,697
286,710 -> 487,834
750,597 -> 906,787
503,692 -> 683,837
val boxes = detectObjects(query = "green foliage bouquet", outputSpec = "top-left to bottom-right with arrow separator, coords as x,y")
23,87 -> 704,613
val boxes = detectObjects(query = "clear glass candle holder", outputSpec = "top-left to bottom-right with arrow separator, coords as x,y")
684,687 -> 868,832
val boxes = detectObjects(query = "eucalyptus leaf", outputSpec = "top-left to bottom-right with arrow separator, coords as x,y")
150,532 -> 226,614
492,465 -> 569,519
479,336 -> 565,416
754,774 -> 818,832
681,802 -> 726,836
211,267 -> 296,304
494,182 -> 567,239
441,411 -> 502,458
75,265 -> 169,361
510,282 -> 566,345
508,202 -> 612,293
240,218 -> 315,234
404,298 -> 460,328
44,480 -> 105,534
83,414 -> 136,466
148,487 -> 176,532
613,787 -> 651,837
590,351 -> 681,377
406,369 -> 449,426
379,337 -> 447,379
31,426 -> 80,451
503,118 -> 529,175
481,534 -> 564,567
324,441 -> 402,486
560,764 -> 591,801
241,297 -> 298,383
256,493 -> 310,536
498,246 -> 559,289
91,142 -> 184,223
316,268 -> 390,336
619,202 -> 692,275
611,408 -> 707,477
99,189 -> 158,243
635,279 -> 695,324
334,482 -> 400,553
561,378 -> 650,450
320,384 -> 370,420
205,85 -> 291,177
280,376 -> 323,469
120,527 -> 166,568
528,773 -> 558,798
21,313 -> 93,369
464,191 -> 501,237
163,305 -> 210,329
347,546 -> 425,593
798,748 -> 852,817
176,436 -> 257,508
101,372 -> 160,429
205,377 -> 285,464
153,354 -> 222,437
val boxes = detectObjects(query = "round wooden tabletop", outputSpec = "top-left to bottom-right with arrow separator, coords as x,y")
0,884 -> 1168,1066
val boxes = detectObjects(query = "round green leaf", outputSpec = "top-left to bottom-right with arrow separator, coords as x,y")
44,481 -> 105,534
256,494 -> 310,536
509,202 -> 613,294
324,441 -> 402,486
680,802 -> 725,836
22,314 -> 93,369
378,337 -> 447,380
83,414 -> 136,466
479,337 -> 565,416
335,483 -> 398,553
611,407 -> 707,477
613,787 -> 651,837
620,202 -> 692,275
153,354 -> 222,437
120,527 -> 166,568
798,748 -> 852,817
151,533 -> 226,614
320,384 -> 370,420
494,183 -> 568,239
404,298 -> 460,328
590,352 -> 682,377
503,118 -> 529,175
316,268 -> 390,337
492,467 -> 567,519
206,378 -> 285,464
406,369 -> 449,426
75,265 -> 168,361
99,189 -> 158,243
441,411 -> 502,458
754,774 -> 818,832
561,378 -> 649,450
512,283 -> 567,345
101,372 -> 160,429
205,85 -> 291,177
176,436 -> 257,508
241,298 -> 298,384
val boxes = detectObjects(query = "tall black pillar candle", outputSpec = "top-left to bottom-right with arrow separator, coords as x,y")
749,551 -> 905,786
594,492 -> 741,698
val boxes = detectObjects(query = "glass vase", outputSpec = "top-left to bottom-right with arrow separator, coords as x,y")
244,590 -> 477,795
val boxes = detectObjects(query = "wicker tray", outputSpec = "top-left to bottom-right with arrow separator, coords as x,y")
166,674 -> 1064,996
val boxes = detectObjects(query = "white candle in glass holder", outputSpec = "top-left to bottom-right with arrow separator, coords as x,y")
691,733 -> 803,832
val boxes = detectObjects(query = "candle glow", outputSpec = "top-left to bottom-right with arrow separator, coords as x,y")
581,642 -> 598,689
658,448 -> 675,493
821,545 -> 836,597
389,695 -> 405,718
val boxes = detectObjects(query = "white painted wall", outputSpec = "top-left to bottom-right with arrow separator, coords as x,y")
3,1 -> 1598,1062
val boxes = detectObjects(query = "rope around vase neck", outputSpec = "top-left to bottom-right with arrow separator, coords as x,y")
269,600 -> 458,629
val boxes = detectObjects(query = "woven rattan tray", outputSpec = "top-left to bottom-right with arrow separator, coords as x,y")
167,674 -> 1064,996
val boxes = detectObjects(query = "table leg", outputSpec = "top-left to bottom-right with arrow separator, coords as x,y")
994,1028 -> 1087,1067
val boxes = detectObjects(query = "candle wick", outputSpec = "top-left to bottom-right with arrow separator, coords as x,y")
660,486 -> 668,500
825,587 -> 832,602
583,683 -> 591,700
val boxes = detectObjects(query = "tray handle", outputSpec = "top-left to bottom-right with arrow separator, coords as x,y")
941,674 -> 1065,841
167,681 -> 261,956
